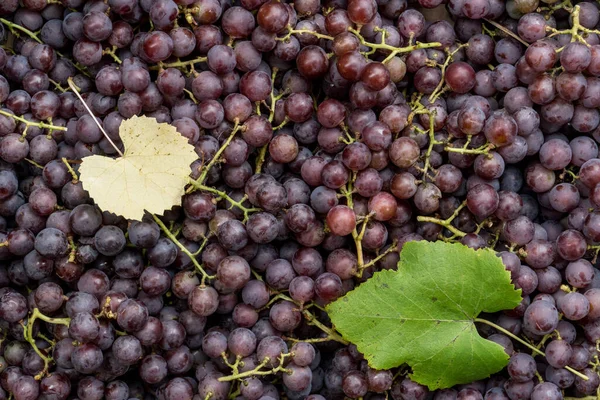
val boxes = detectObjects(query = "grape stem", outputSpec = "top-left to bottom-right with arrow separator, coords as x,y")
272,117 -> 289,131
340,172 -> 372,273
564,397 -> 598,400
0,17 -> 42,43
277,25 -> 335,42
301,309 -> 349,345
218,354 -> 292,382
444,143 -> 494,155
49,79 -> 67,93
0,109 -> 67,132
260,293 -> 348,344
102,46 -> 122,64
429,43 -> 469,103
361,241 -> 398,271
151,213 -> 215,283
67,77 -> 124,157
22,308 -> 70,380
347,27 -> 442,64
473,318 -> 589,381
62,158 -> 79,183
412,107 -> 438,181
546,5 -> 600,43
183,89 -> 198,104
0,18 -> 91,77
188,119 -> 241,188
186,182 -> 260,222
267,68 -> 285,124
416,201 -> 468,238
254,144 -> 269,174
587,244 -> 600,264
150,56 -> 208,71
353,213 -> 372,276
67,235 -> 77,263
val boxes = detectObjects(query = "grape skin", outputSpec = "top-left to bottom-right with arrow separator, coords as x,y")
0,0 -> 600,398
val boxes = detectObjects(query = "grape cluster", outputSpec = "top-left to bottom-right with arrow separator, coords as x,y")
0,0 -> 599,399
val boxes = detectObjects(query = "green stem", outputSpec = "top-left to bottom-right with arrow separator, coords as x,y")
301,309 -> 349,345
444,143 -> 493,155
0,18 -> 42,43
272,117 -> 289,131
416,201 -> 468,238
103,46 -> 122,64
254,144 -> 269,174
474,318 -> 589,381
152,214 -> 214,283
151,56 -> 208,71
62,158 -> 78,183
0,110 -> 67,131
429,43 -> 469,103
362,241 -> 398,270
218,355 -> 291,382
0,18 -> 90,76
545,5 -> 600,43
186,184 -> 259,223
191,119 -> 240,187
23,308 -> 70,380
183,89 -> 198,104
277,25 -> 335,42
348,27 -> 442,63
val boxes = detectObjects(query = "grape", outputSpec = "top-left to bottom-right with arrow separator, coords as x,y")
557,292 -> 589,321
139,354 -> 168,384
545,340 -> 572,368
0,1 -> 598,398
523,300 -> 559,335
71,343 -> 103,374
69,311 -> 100,343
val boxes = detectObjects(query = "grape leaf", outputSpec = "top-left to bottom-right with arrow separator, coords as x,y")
79,116 -> 197,221
326,241 -> 522,390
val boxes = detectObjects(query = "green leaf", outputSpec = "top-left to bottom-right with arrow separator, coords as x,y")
326,241 -> 522,390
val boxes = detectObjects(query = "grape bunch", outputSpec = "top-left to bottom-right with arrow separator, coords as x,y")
0,0 -> 599,399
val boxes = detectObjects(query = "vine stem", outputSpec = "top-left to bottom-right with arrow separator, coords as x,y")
188,119 -> 240,189
254,144 -> 269,174
444,143 -> 494,155
0,109 -> 67,132
265,293 -> 348,344
23,308 -> 70,380
151,213 -> 214,283
301,309 -> 349,345
67,78 -> 124,157
218,355 -> 292,382
473,318 -> 589,381
0,18 -> 90,77
0,18 -> 42,43
429,43 -> 469,103
103,46 -> 122,64
150,56 -> 208,71
62,158 -> 78,183
546,5 -> 600,43
414,108 -> 439,181
186,182 -> 260,222
564,397 -> 598,400
277,25 -> 335,42
362,241 -> 398,271
347,27 -> 442,63
417,201 -> 468,238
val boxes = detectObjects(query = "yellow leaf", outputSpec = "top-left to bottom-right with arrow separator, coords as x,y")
79,116 -> 197,221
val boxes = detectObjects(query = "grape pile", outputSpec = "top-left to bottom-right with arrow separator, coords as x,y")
0,0 -> 600,398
